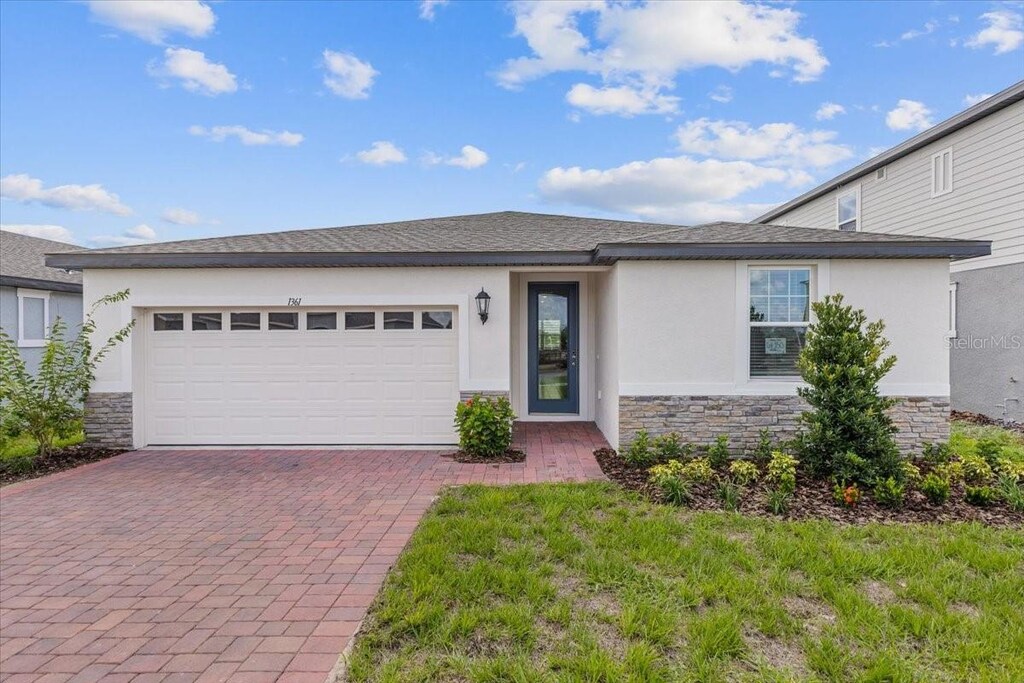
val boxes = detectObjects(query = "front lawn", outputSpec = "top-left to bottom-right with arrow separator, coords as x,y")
0,429 -> 84,461
349,483 -> 1024,682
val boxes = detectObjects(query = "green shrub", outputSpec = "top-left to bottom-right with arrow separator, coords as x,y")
960,453 -> 994,485
652,432 -> 691,461
873,477 -> 905,509
833,451 -> 871,486
995,458 -> 1024,482
624,430 -> 653,467
766,489 -> 792,515
935,460 -> 964,484
680,458 -> 714,484
752,428 -> 774,465
964,485 -> 999,507
997,475 -> 1024,512
901,461 -> 922,486
920,473 -> 951,506
976,438 -> 1003,467
707,435 -> 730,469
765,451 -> 798,495
717,480 -> 741,511
921,441 -> 952,467
0,454 -> 34,475
728,460 -> 759,487
793,294 -> 901,483
660,477 -> 691,507
648,459 -> 684,487
454,395 -> 515,457
0,290 -> 133,457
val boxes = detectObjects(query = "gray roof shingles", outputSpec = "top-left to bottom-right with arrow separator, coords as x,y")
1,230 -> 83,290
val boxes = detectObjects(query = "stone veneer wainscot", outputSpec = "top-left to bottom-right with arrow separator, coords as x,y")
84,392 -> 133,448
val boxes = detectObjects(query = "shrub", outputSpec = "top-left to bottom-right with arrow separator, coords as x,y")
921,441 -> 952,467
454,395 -> 515,457
995,458 -> 1024,482
960,453 -> 994,485
997,475 -> 1024,512
767,489 -> 792,515
717,480 -> 741,511
652,432 -> 691,461
0,454 -> 34,475
964,485 -> 999,507
935,460 -> 964,484
680,458 -> 715,484
624,430 -> 653,467
661,477 -> 692,507
833,451 -> 871,486
920,473 -> 951,506
833,483 -> 862,508
728,460 -> 759,487
706,435 -> 730,469
975,438 -> 1003,467
901,461 -> 922,486
752,428 -> 774,465
765,451 -> 798,495
0,291 -> 133,458
793,294 -> 901,483
648,459 -> 684,487
873,477 -> 905,509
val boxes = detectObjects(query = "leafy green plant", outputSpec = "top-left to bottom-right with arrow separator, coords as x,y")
995,458 -> 1024,482
922,441 -> 952,467
680,457 -> 714,484
766,489 -> 792,515
706,434 -> 730,469
652,432 -> 691,461
935,460 -> 964,484
833,483 -> 862,508
997,475 -> 1024,512
648,459 -> 684,487
793,294 -> 902,483
752,428 -> 774,465
901,461 -> 922,486
960,453 -> 994,485
964,485 -> 999,507
660,477 -> 692,507
765,451 -> 798,495
717,480 -> 741,511
0,290 -> 134,458
833,451 -> 871,486
454,395 -> 515,457
728,460 -> 759,487
624,430 -> 653,467
975,438 -> 1003,468
920,473 -> 951,506
873,477 -> 905,509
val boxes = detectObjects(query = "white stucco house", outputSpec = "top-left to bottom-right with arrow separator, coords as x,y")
46,212 -> 989,451
756,80 -> 1023,422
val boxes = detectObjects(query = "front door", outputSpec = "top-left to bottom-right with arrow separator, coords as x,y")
528,282 -> 579,414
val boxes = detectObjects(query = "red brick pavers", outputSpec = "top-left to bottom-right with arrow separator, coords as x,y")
0,422 -> 607,682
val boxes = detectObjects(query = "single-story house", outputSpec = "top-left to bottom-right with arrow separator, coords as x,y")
46,212 -> 990,451
1,230 -> 84,373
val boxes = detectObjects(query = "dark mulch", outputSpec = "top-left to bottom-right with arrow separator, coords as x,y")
443,449 -> 527,464
594,447 -> 1023,527
0,446 -> 128,487
952,410 -> 1024,438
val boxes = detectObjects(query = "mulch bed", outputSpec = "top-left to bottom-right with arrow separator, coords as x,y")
952,410 -> 1024,438
443,449 -> 527,464
594,448 -> 1024,527
0,446 -> 128,487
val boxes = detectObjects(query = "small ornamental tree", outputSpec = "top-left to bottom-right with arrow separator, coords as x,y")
0,290 -> 134,457
794,293 -> 902,482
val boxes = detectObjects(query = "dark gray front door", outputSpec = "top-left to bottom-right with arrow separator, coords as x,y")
528,282 -> 579,414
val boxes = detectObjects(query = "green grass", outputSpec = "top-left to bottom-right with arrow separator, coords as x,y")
0,430 -> 84,461
950,420 -> 1024,464
349,483 -> 1024,682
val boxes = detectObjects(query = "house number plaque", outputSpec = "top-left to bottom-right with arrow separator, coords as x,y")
287,298 -> 302,306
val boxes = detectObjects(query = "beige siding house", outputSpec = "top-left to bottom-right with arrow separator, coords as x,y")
757,81 -> 1024,423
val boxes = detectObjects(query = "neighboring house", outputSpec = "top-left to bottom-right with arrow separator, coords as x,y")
46,212 -> 988,451
0,230 -> 84,373
756,80 -> 1024,423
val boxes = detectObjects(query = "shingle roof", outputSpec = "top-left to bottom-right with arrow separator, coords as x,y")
1,230 -> 83,292
45,211 -> 990,270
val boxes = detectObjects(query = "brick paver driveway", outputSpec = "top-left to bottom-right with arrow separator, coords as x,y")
0,423 -> 606,682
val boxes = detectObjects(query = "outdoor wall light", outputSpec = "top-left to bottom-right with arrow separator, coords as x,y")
475,287 -> 491,324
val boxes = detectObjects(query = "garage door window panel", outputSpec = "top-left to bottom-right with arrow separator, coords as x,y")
268,312 -> 299,330
422,311 -> 453,329
191,313 -> 222,331
345,312 -> 376,330
231,312 -> 261,331
384,311 -> 414,330
306,312 -> 337,330
154,313 -> 184,331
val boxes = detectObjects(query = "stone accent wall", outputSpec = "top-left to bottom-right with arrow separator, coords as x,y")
459,390 -> 511,401
84,392 -> 133,449
619,395 -> 949,455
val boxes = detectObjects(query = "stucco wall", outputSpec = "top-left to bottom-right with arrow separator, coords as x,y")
950,262 -> 1024,421
0,285 -> 83,374
593,268 -> 619,447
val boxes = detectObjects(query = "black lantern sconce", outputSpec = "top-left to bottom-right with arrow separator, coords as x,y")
475,288 -> 491,324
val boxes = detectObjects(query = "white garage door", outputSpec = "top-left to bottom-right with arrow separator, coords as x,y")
143,308 -> 459,445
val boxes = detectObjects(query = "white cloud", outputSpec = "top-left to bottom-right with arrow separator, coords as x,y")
966,10 -> 1024,54
424,145 -> 489,169
322,50 -> 378,99
565,83 -> 679,116
497,1 -> 827,115
875,19 -> 940,47
1,224 -> 76,243
814,102 -> 845,120
963,93 -> 993,107
92,223 -> 158,247
538,155 -> 804,224
419,0 -> 449,21
355,141 -> 407,166
674,118 -> 854,168
708,85 -> 733,103
87,0 -> 215,44
161,207 -> 203,225
885,99 -> 934,132
0,173 -> 132,215
188,125 -> 304,146
150,48 -> 237,95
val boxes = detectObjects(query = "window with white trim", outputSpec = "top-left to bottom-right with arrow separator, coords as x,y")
836,186 -> 859,232
932,147 -> 953,197
948,282 -> 958,338
16,289 -> 49,347
748,267 -> 811,378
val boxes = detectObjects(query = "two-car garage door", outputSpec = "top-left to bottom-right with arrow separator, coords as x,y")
143,308 -> 459,445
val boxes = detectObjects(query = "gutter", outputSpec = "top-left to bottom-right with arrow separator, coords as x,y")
0,275 -> 83,294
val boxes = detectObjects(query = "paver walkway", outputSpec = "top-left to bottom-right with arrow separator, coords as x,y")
0,423 -> 607,682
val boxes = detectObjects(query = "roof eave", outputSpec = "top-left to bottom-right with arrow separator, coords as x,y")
594,241 -> 991,262
0,275 -> 83,293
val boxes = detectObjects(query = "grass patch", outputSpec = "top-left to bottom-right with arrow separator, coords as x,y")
0,429 -> 84,461
349,483 -> 1024,682
951,420 -> 1024,464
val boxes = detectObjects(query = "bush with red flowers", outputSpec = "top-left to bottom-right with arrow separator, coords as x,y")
454,395 -> 515,457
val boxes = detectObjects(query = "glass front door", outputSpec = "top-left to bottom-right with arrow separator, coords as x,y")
527,282 -> 579,414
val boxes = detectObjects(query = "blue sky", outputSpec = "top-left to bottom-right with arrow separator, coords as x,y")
1,1 -> 1022,247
